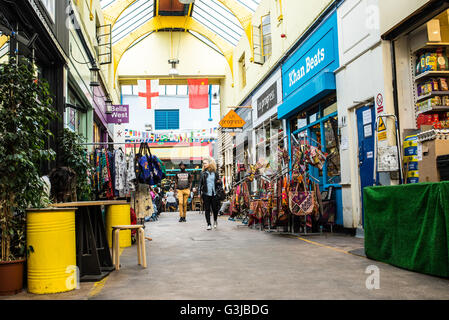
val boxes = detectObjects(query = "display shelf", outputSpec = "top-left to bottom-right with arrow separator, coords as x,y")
416,105 -> 449,115
412,42 -> 449,54
415,70 -> 449,82
416,91 -> 449,102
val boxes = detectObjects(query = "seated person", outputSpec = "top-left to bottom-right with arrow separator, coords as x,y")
165,188 -> 177,211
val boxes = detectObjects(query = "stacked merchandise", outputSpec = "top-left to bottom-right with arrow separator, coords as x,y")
415,47 -> 449,128
403,135 -> 420,184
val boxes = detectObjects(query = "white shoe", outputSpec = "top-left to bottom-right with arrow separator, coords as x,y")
213,221 -> 217,229
207,225 -> 212,230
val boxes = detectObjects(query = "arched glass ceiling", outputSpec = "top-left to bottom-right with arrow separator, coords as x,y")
192,0 -> 242,46
100,0 -> 261,46
189,30 -> 222,55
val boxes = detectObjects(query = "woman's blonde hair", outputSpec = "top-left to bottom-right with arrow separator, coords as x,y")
202,156 -> 217,172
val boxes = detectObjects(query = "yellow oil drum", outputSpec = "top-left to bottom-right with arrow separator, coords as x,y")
26,208 -> 77,294
106,204 -> 131,248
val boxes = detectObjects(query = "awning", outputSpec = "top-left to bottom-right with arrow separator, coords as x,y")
381,0 -> 449,41
277,72 -> 336,120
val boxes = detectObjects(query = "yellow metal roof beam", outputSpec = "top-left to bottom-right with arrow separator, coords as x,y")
105,0 -> 254,53
0,35 -> 8,49
216,0 -> 254,60
112,16 -> 234,87
103,0 -> 137,26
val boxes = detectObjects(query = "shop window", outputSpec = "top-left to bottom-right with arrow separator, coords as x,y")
290,94 -> 340,187
324,117 -> 341,184
155,110 -> 180,130
40,0 -> 55,22
177,85 -> 188,95
261,13 -> 272,62
121,85 -> 132,95
132,85 -> 139,95
159,85 -> 166,96
166,85 -> 177,96
239,53 -> 246,88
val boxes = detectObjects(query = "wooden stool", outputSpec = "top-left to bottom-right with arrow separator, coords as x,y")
111,225 -> 147,270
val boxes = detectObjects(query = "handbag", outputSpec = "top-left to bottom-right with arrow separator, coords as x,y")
289,177 -> 315,216
278,177 -> 289,221
215,180 -> 225,201
136,143 -> 155,185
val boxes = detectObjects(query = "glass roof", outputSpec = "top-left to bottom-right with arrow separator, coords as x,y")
100,0 -> 261,47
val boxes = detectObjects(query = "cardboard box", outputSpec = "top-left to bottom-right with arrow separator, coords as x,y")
420,125 -> 434,132
427,19 -> 442,42
418,138 -> 449,182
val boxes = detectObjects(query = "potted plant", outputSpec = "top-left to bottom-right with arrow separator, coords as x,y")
59,128 -> 93,201
0,59 -> 58,295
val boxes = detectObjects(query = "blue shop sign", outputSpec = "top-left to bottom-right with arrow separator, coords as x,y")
279,12 -> 339,119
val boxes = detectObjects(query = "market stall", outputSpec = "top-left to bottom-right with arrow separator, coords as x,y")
364,182 -> 449,278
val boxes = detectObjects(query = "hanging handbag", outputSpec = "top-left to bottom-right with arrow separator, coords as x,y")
278,177 -> 289,221
290,177 -> 315,216
215,180 -> 226,201
136,143 -> 155,185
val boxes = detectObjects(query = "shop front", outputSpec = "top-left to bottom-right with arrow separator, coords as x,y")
361,0 -> 449,278
278,10 -> 343,226
251,68 -> 285,178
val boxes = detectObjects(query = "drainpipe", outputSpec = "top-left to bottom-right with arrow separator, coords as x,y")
390,41 -> 401,141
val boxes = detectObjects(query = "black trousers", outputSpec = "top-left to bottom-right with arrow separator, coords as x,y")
203,195 -> 219,225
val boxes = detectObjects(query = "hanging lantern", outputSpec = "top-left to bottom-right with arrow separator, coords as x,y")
90,64 -> 100,87
105,97 -> 113,114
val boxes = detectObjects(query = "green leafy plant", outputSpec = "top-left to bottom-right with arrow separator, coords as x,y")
59,128 -> 93,201
0,59 -> 58,261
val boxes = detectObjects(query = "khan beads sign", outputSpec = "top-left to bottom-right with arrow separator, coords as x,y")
107,105 -> 129,124
282,25 -> 338,99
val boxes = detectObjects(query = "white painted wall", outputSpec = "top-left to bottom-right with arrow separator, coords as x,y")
120,94 -> 220,134
336,0 -> 396,228
117,32 -> 228,77
379,0 -> 432,36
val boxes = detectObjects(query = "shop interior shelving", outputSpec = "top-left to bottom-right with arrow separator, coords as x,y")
414,70 -> 449,82
412,42 -> 449,124
412,42 -> 449,55
416,91 -> 449,102
416,105 -> 449,116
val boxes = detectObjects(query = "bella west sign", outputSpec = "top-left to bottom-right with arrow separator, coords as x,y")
107,105 -> 129,124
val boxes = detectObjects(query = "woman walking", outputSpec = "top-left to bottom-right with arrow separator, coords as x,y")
199,156 -> 220,230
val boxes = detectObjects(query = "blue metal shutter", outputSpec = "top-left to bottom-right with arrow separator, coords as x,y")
166,110 -> 179,129
155,110 -> 179,130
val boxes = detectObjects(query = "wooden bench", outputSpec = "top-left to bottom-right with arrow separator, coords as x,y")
111,225 -> 147,270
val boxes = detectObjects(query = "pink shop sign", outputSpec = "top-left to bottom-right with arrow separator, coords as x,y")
107,105 -> 129,124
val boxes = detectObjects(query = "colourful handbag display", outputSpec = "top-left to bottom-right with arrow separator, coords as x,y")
289,177 -> 315,216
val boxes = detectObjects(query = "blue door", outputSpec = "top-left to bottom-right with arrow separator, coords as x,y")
356,105 -> 376,226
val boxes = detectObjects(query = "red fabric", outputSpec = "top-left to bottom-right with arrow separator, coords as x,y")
138,80 -> 159,109
130,207 -> 137,236
188,78 -> 209,109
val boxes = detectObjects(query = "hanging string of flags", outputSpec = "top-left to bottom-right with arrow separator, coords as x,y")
125,128 -> 218,143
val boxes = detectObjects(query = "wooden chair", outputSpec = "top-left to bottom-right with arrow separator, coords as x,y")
192,196 -> 202,211
111,225 -> 147,270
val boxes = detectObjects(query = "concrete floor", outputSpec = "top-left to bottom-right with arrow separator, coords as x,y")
3,211 -> 449,300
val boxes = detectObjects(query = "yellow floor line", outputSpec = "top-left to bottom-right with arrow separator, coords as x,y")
88,247 -> 124,298
292,236 -> 355,256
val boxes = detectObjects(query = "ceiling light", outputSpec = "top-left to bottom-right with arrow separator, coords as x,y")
169,68 -> 179,76
168,58 -> 179,76
178,0 -> 195,4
